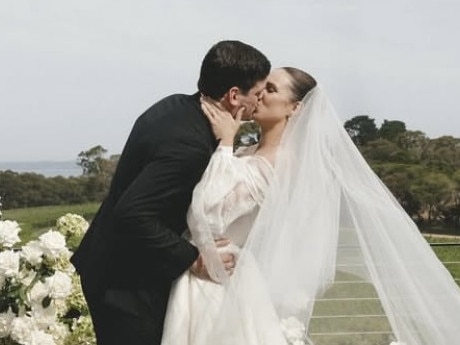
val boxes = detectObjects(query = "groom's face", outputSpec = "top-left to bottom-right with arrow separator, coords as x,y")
236,80 -> 267,120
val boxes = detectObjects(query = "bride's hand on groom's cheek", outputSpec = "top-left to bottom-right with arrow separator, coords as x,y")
200,96 -> 244,146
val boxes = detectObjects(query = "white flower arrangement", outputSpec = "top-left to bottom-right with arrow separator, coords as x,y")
0,216 -> 95,345
55,214 -> 89,252
0,221 -> 21,249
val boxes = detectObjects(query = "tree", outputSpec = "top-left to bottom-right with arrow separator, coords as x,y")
422,136 -> 460,173
378,120 -> 406,142
372,163 -> 422,219
77,145 -> 108,177
77,145 -> 118,201
361,139 -> 411,163
410,172 -> 454,223
344,115 -> 378,146
396,130 -> 429,162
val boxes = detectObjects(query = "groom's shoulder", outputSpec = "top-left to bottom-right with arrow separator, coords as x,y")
139,93 -> 197,118
153,93 -> 195,108
132,93 -> 201,135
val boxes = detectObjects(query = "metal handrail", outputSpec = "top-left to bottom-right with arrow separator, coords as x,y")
429,242 -> 460,246
309,242 -> 459,341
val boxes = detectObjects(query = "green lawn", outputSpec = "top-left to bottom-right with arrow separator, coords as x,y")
425,235 -> 460,284
2,202 -> 100,244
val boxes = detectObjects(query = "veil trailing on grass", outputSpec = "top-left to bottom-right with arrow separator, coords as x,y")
194,87 -> 460,344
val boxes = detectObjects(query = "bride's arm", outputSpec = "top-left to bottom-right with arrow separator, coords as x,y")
187,145 -> 272,283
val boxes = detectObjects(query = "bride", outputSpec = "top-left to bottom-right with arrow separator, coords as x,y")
161,67 -> 460,345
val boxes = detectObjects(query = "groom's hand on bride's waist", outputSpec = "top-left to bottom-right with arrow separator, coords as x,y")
189,238 -> 236,282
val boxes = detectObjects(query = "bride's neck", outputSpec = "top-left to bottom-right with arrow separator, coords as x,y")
257,121 -> 286,152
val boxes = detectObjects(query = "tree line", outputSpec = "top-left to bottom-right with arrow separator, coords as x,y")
343,116 -> 460,230
1,120 -> 459,232
0,145 -> 118,209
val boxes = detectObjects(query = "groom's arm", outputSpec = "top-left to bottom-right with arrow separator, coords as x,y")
112,138 -> 210,281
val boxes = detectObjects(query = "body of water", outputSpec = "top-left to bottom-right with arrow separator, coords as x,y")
0,161 -> 82,177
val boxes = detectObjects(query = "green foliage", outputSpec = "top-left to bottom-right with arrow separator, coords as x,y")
344,115 -> 378,146
344,115 -> 460,231
378,119 -> 406,142
234,121 -> 261,148
0,146 -> 118,210
77,145 -> 108,177
360,139 -> 412,163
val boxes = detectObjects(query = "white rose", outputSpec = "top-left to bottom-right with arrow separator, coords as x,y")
30,329 -> 56,345
45,271 -> 73,299
49,322 -> 70,344
54,298 -> 68,316
11,315 -> 35,344
0,220 -> 21,248
0,250 -> 20,278
21,240 -> 44,266
39,231 -> 68,259
31,303 -> 56,328
29,280 -> 50,304
19,269 -> 37,287
56,213 -> 88,236
0,308 -> 15,338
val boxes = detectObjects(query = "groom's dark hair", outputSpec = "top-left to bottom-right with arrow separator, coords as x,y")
198,40 -> 271,99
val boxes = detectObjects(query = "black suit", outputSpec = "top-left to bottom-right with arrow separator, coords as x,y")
71,93 -> 217,345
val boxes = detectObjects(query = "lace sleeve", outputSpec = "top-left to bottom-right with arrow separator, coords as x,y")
186,146 -> 273,282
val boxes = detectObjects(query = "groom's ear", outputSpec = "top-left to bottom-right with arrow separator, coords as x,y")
225,87 -> 241,107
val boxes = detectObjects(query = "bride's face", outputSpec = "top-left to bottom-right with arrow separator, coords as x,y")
253,69 -> 296,125
234,80 -> 266,121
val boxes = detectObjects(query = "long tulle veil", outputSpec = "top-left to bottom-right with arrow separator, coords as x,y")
194,87 -> 460,344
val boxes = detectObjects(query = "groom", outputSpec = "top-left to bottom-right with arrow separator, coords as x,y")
71,40 -> 270,345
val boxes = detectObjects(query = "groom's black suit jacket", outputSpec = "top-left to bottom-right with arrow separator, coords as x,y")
71,93 -> 217,337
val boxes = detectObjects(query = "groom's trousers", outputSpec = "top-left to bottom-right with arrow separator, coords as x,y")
82,281 -> 170,345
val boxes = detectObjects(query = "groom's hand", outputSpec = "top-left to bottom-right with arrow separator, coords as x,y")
189,254 -> 210,280
216,238 -> 237,274
189,238 -> 236,281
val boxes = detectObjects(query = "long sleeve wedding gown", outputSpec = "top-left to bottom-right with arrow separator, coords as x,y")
160,145 -> 292,345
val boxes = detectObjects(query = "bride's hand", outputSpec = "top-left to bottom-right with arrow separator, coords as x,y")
201,96 -> 244,146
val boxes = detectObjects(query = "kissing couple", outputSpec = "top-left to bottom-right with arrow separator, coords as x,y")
72,41 -> 460,345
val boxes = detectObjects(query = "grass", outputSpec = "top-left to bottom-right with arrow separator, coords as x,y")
425,235 -> 460,283
2,202 -> 100,244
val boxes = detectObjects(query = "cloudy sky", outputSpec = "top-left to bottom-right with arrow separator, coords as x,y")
1,0 -> 459,161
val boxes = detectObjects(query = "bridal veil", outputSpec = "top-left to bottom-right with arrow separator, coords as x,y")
193,87 -> 460,345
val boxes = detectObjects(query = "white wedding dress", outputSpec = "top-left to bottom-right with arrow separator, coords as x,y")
160,87 -> 460,345
160,145 -> 291,345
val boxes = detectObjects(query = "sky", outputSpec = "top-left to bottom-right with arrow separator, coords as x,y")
1,0 -> 459,161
